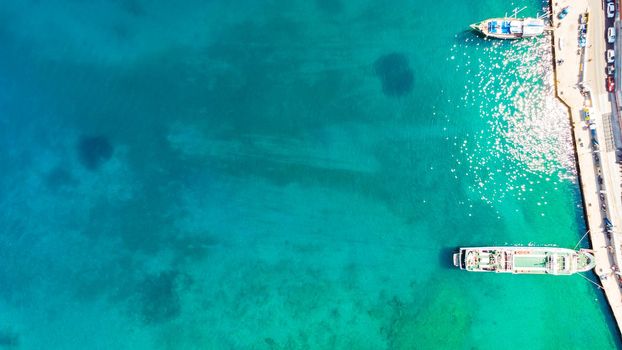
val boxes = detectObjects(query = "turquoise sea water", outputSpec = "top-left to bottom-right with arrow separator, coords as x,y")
1,0 -> 621,348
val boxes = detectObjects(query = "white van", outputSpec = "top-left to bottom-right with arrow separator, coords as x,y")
607,49 -> 615,63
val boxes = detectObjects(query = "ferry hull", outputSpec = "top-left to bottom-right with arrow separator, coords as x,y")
453,247 -> 596,275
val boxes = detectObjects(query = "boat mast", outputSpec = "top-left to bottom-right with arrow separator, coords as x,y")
512,6 -> 528,18
538,10 -> 551,19
574,230 -> 590,250
577,272 -> 604,290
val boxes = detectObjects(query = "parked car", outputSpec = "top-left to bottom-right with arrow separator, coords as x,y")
559,6 -> 569,19
608,27 -> 616,43
607,75 -> 615,92
607,3 -> 616,18
607,49 -> 615,63
608,65 -> 616,75
579,36 -> 587,47
580,13 -> 589,24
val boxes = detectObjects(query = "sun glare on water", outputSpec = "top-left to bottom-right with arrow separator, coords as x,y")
448,33 -> 576,206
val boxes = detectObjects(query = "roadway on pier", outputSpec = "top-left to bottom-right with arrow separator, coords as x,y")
552,0 -> 622,335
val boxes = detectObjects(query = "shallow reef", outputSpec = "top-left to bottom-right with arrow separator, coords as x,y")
0,329 -> 18,348
45,166 -> 76,190
135,271 -> 189,324
77,135 -> 113,171
373,53 -> 414,97
370,282 -> 471,350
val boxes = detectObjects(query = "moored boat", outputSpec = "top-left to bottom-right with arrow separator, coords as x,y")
470,17 -> 545,39
453,247 -> 595,275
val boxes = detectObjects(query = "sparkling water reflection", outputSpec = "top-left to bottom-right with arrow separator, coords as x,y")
450,33 -> 575,206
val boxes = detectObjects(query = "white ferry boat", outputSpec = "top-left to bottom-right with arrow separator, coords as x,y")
453,247 -> 596,275
470,17 -> 545,39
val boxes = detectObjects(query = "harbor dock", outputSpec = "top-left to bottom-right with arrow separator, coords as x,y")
551,0 -> 622,334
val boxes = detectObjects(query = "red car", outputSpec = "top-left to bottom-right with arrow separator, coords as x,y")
607,76 -> 615,92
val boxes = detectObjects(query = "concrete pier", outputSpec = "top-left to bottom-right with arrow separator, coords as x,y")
551,0 -> 622,335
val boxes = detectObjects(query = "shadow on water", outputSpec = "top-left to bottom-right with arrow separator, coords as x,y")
589,277 -> 622,349
457,28 -> 482,40
569,184 -> 590,247
454,29 -> 513,50
438,247 -> 458,270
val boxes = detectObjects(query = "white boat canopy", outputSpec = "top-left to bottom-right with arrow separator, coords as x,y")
522,18 -> 545,36
510,20 -> 522,33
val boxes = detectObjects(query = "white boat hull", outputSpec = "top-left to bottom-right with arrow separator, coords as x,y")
453,246 -> 596,275
471,17 -> 545,39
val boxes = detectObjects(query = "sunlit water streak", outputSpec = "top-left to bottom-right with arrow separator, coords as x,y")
448,32 -> 575,207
